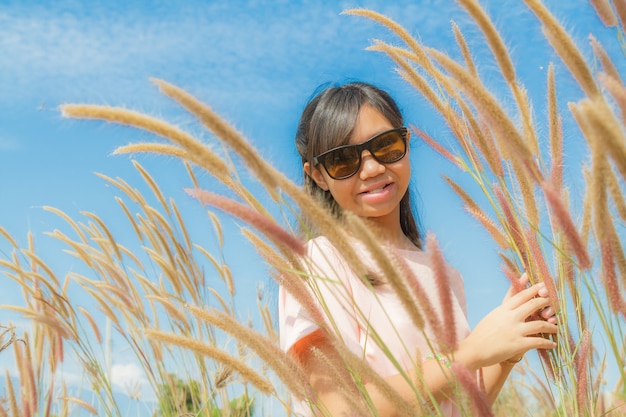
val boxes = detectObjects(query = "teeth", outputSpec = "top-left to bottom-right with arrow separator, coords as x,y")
367,187 -> 385,194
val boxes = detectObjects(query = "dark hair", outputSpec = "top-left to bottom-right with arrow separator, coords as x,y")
295,82 -> 422,249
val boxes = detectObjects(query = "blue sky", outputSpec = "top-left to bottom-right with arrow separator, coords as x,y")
0,0 -> 622,412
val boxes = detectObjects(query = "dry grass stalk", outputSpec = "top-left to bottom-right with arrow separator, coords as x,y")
494,186 -> 529,266
467,117 -> 505,178
342,212 -> 427,332
451,362 -> 494,417
426,234 -> 458,352
456,0 -> 515,84
547,64 -> 564,190
541,182 -> 592,270
62,397 -> 98,415
454,0 -> 538,156
523,0 -> 600,98
589,35 -> 621,82
411,125 -> 461,168
442,176 -> 509,247
615,0 -> 626,30
151,78 -> 283,201
76,306 -> 102,345
185,188 -> 305,257
145,329 -> 275,395
427,48 -> 537,176
344,8 -> 439,77
62,104 -> 239,194
525,229 -> 559,308
575,329 -> 592,414
578,99 -> 626,181
590,0 -> 618,26
186,305 -> 310,400
132,160 -> 171,216
305,348 -> 371,417
451,22 -> 478,78
599,72 -> 626,127
329,339 -> 419,417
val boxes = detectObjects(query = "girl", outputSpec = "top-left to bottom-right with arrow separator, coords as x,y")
279,82 -> 557,416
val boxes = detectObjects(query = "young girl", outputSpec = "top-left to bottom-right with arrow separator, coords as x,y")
279,82 -> 557,416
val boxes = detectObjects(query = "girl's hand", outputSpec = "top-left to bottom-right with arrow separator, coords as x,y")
508,273 -> 557,324
455,282 -> 558,370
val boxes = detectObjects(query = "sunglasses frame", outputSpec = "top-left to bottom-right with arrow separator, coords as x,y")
313,127 -> 409,180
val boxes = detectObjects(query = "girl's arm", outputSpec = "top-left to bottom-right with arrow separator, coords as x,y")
303,283 -> 558,416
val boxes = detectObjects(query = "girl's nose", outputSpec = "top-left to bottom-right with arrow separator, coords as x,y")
358,151 -> 385,179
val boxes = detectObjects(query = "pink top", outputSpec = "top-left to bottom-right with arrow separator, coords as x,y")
279,236 -> 471,416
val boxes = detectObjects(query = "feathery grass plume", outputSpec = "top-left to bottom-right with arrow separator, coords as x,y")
451,21 -> 478,78
525,229 -> 559,308
599,72 -> 626,126
615,0 -> 626,31
305,346 -> 372,417
501,262 -> 526,294
523,0 -> 600,98
590,0 -> 618,26
344,9 -> 440,76
62,397 -> 98,415
151,78 -> 281,199
590,35 -> 622,82
465,206 -> 509,250
61,104 -> 239,191
42,206 -> 90,245
329,337 -> 420,417
342,212 -> 427,331
0,226 -> 19,249
426,47 -> 540,178
80,211 -> 123,263
466,117 -> 505,178
186,305 -> 310,400
443,176 -> 508,249
185,188 -> 305,257
575,329 -> 592,415
411,125 -> 461,168
578,98 -> 626,181
145,329 -> 275,395
113,142 -> 191,160
455,0 -> 539,155
426,234 -> 458,352
456,0 -> 515,83
493,185 -> 529,267
542,182 -> 592,270
145,296 -> 187,323
5,371 -> 18,417
546,64 -> 564,190
601,229 -> 626,320
450,362 -> 494,417
369,41 -> 448,116
76,306 -> 102,345
132,160 -> 171,216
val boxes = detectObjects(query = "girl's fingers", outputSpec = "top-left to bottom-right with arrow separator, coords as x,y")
520,320 -> 558,336
504,284 -> 539,308
525,334 -> 558,350
522,296 -> 553,318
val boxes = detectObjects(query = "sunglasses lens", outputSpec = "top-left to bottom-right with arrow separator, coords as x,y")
316,128 -> 407,180
324,147 -> 360,179
371,131 -> 406,163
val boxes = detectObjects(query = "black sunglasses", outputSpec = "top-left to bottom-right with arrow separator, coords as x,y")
313,127 -> 409,180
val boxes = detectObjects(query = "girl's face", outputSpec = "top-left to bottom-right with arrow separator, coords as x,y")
306,105 -> 411,229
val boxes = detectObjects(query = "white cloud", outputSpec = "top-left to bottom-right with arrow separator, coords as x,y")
110,362 -> 147,391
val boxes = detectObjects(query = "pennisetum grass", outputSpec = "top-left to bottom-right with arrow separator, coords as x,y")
1,1 -> 625,416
